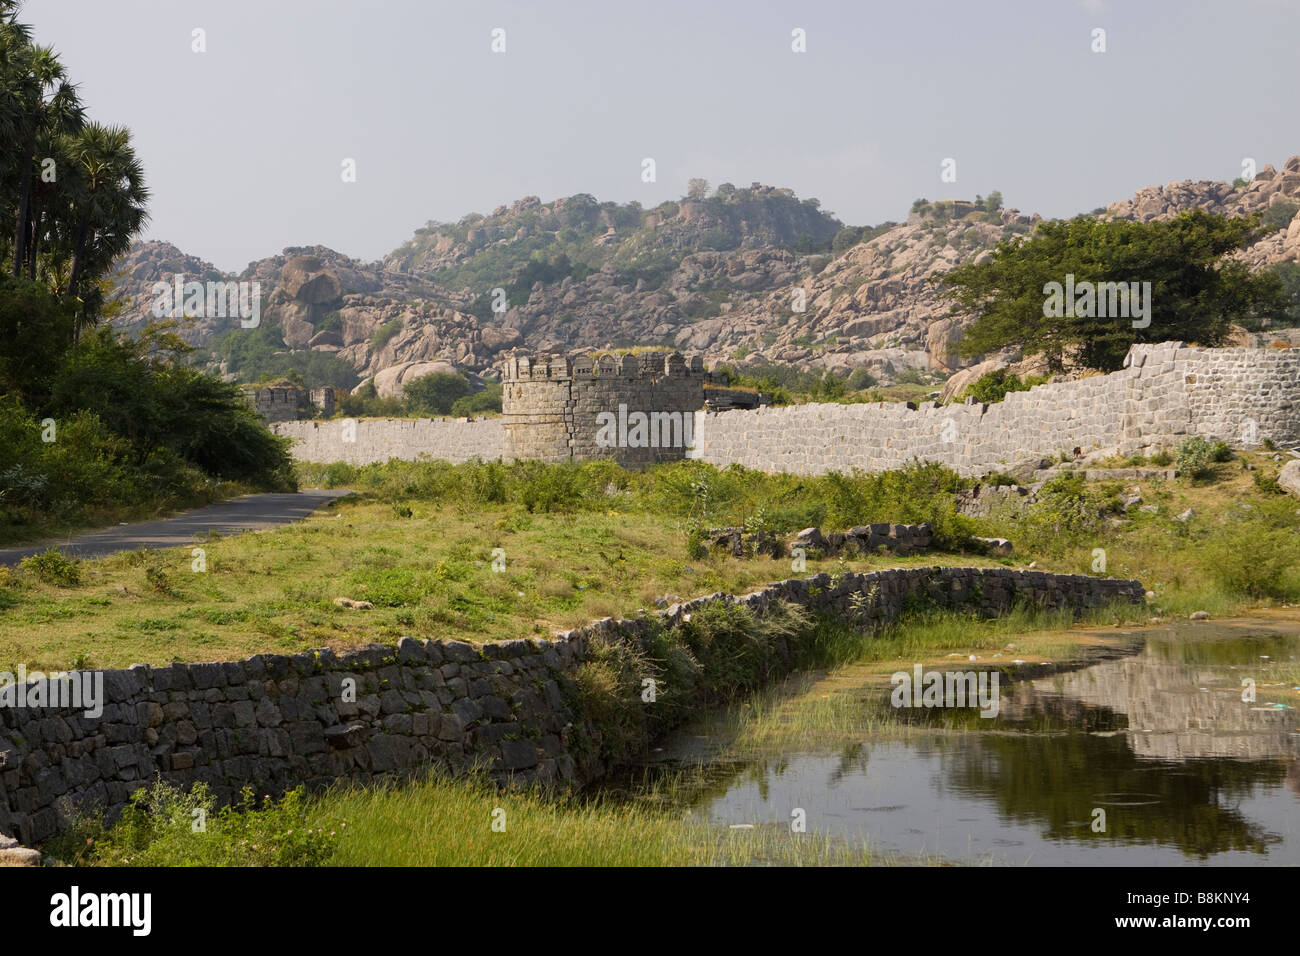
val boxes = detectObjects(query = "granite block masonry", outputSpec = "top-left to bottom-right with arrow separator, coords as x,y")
502,351 -> 708,466
687,343 -> 1300,477
0,566 -> 1143,845
273,416 -> 504,466
271,343 -> 1300,477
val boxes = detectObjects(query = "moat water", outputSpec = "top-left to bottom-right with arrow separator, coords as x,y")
613,618 -> 1300,865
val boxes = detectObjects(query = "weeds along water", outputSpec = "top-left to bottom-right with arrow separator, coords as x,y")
45,603 -> 1153,867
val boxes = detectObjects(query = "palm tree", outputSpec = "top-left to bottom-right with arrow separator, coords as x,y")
8,40 -> 82,277
60,121 -> 150,332
0,13 -> 35,251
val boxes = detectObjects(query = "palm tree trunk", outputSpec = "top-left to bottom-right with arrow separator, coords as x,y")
11,131 -> 35,277
26,195 -> 40,280
68,221 -> 89,333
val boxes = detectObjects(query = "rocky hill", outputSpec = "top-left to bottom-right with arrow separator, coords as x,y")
107,160 -> 1300,393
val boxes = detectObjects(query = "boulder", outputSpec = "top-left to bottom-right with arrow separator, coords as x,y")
481,327 -> 522,352
1278,460 -> 1300,498
371,360 -> 461,399
972,536 -> 1014,557
280,256 -> 342,305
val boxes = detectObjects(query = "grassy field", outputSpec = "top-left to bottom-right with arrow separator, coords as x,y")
0,502 -> 1004,672
0,452 -> 1296,674
24,451 -> 1300,867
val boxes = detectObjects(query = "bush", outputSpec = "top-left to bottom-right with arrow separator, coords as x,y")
1253,471 -> 1284,495
47,779 -> 335,867
1203,503 -> 1300,599
1262,200 -> 1299,231
679,600 -> 810,697
1176,437 -> 1217,480
449,382 -> 503,417
846,368 -> 878,391
961,370 -> 1043,404
1012,473 -> 1115,557
49,328 -> 296,490
370,318 -> 402,351
403,372 -> 473,416
19,548 -> 82,587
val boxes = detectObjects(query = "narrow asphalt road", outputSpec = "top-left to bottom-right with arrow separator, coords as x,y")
0,489 -> 354,567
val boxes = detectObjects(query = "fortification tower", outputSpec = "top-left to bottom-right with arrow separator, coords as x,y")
503,351 -> 708,466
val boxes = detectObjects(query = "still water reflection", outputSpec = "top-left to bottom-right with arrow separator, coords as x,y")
637,620 -> 1300,865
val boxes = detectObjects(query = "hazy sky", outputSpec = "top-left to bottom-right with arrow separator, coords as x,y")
19,0 -> 1300,273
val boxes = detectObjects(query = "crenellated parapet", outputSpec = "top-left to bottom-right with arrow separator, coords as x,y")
502,351 -> 708,465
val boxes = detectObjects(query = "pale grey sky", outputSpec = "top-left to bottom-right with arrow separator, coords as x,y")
19,0 -> 1300,272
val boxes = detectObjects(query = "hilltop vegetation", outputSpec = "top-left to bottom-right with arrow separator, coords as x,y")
941,210 -> 1292,372
103,155 -> 1300,401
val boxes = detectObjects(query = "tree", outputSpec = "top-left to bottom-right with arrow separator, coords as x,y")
58,122 -> 150,326
6,39 -> 83,277
403,372 -> 472,415
986,190 -> 1003,212
0,4 -> 145,316
832,226 -> 865,255
938,210 -> 1289,372
686,178 -> 710,200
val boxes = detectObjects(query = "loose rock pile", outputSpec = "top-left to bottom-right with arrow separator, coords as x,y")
701,523 -> 934,558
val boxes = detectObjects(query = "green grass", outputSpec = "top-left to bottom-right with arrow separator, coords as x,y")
2,453 -> 1297,673
53,772 -> 885,867
0,496 -> 999,672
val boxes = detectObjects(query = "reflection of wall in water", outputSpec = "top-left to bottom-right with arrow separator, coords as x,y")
1018,654 -> 1297,760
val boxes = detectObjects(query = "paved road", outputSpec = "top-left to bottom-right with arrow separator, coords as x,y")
0,489 -> 353,567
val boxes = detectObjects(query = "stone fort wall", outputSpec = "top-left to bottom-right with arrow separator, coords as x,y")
243,385 -> 334,423
688,343 -> 1300,477
273,417 -> 504,465
272,343 -> 1300,476
0,566 -> 1142,845
502,352 -> 707,465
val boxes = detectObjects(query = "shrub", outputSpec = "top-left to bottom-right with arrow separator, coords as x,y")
1203,504 -> 1300,599
1262,200 -> 1299,231
370,318 -> 402,351
403,373 -> 473,416
47,780 -> 335,867
679,600 -> 811,698
1253,471 -> 1284,495
961,369 -> 1043,404
449,382 -> 503,418
846,368 -> 878,391
19,548 -> 82,587
1176,436 -> 1216,480
145,566 -> 172,594
1012,473 -> 1113,556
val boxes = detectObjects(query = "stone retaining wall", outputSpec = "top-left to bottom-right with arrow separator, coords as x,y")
0,567 -> 1142,845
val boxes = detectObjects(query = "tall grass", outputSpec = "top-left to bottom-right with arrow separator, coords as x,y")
298,457 -> 977,548
53,773 -> 883,867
